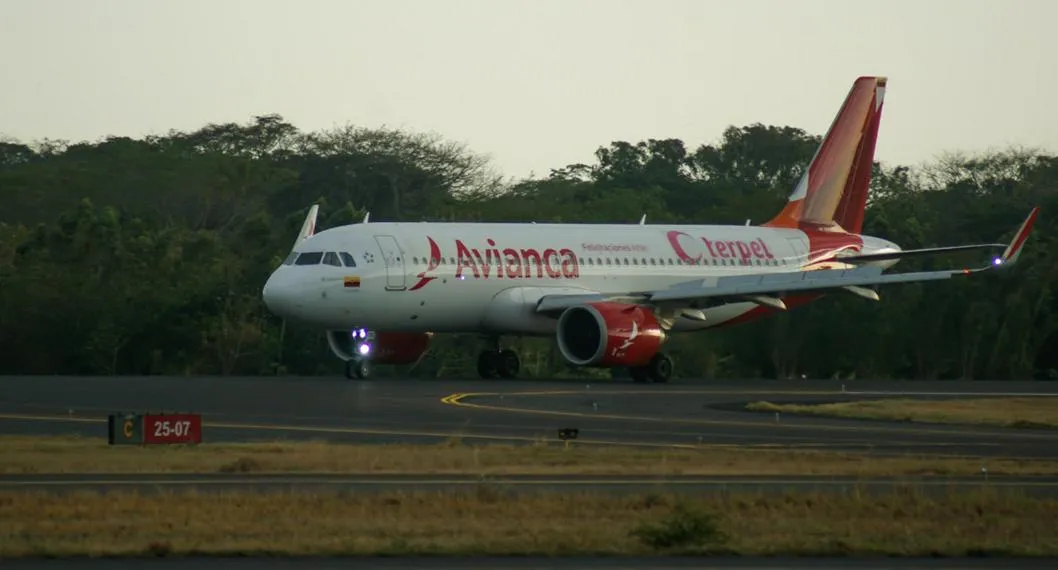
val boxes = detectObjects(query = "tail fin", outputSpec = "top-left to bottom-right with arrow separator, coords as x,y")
764,76 -> 887,233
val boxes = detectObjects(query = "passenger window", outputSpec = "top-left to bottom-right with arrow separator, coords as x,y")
339,252 -> 357,267
323,252 -> 341,267
282,252 -> 297,265
295,252 -> 323,265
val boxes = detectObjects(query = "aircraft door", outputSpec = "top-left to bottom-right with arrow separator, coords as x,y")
374,234 -> 407,291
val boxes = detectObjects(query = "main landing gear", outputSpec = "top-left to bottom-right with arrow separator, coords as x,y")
344,359 -> 370,380
477,348 -> 521,379
477,337 -> 521,379
628,352 -> 673,383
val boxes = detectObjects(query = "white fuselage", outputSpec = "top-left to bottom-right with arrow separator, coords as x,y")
262,222 -> 900,335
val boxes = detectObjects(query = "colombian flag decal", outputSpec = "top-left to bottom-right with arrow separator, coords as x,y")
344,276 -> 361,288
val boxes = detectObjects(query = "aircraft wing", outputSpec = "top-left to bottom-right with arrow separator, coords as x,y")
835,242 -> 1007,264
535,207 -> 1039,314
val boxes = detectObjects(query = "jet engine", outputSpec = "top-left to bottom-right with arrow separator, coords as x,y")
326,330 -> 433,365
555,302 -> 666,367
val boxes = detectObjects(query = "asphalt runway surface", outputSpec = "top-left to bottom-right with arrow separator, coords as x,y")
2,375 -> 1058,459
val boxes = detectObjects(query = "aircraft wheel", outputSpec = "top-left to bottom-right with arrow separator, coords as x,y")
477,350 -> 498,379
345,359 -> 370,380
496,349 -> 520,379
646,353 -> 673,383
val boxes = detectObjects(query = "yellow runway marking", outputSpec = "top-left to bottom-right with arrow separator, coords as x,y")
439,392 -> 1058,440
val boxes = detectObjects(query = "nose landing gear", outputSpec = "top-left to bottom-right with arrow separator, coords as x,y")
344,358 -> 370,379
343,328 -> 372,380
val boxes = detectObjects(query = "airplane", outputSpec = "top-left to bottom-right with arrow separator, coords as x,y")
262,76 -> 1039,382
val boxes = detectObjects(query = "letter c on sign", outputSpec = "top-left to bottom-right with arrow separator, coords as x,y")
123,419 -> 133,439
666,231 -> 702,264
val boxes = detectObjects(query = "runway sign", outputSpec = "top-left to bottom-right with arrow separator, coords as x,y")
107,413 -> 143,445
143,413 -> 203,444
107,413 -> 203,445
557,428 -> 579,441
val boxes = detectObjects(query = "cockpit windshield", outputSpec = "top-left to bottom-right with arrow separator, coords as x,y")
294,252 -> 324,265
287,251 -> 358,267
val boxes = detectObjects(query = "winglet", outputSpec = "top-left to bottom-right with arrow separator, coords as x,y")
292,204 -> 319,252
997,206 -> 1039,266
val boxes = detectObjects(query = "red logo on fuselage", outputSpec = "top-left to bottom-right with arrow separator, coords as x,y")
410,237 -> 580,290
666,231 -> 775,265
409,237 -> 442,291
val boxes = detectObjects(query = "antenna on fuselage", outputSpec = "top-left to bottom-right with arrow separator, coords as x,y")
639,214 -> 646,225
362,212 -> 370,224
745,219 -> 751,226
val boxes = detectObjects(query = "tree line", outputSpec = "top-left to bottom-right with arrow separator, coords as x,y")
1,114 -> 1055,380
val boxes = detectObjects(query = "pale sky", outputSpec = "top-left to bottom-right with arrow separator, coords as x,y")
2,0 -> 1055,180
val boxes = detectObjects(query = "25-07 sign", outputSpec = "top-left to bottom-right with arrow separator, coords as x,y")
142,413 -> 202,444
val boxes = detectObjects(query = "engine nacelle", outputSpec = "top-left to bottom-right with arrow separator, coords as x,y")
326,330 -> 432,365
555,302 -> 665,367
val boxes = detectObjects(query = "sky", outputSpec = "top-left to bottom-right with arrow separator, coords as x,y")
1,0 -> 1056,181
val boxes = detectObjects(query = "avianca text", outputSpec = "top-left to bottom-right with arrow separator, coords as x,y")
455,239 -> 579,279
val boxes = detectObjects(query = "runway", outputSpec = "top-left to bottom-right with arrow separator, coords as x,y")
2,472 -> 1055,496
2,375 -> 1057,459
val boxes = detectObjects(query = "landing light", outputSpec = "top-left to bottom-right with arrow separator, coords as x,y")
358,343 -> 371,355
993,257 -> 1003,266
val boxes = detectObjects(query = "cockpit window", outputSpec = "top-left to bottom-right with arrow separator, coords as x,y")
282,252 -> 297,265
294,251 -> 324,265
323,252 -> 341,267
339,252 -> 357,267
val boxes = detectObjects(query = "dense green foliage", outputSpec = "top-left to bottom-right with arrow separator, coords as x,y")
1,115 -> 1055,379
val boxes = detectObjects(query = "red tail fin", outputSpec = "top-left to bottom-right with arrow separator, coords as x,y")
765,76 -> 886,234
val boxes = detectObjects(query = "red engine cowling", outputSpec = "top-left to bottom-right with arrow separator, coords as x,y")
326,330 -> 432,365
555,302 -> 665,367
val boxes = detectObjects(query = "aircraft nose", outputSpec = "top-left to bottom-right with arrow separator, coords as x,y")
262,271 -> 301,318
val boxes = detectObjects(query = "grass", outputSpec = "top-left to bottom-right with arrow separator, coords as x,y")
2,434 -> 1057,477
746,397 -> 1058,430
1,487 -> 1055,557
